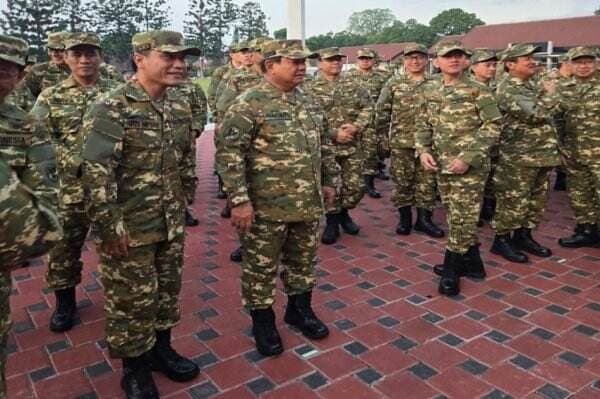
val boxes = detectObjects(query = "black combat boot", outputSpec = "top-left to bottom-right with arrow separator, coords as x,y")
375,161 -> 390,180
49,287 -> 77,332
220,203 -> 231,218
364,175 -> 381,198
479,198 -> 496,223
396,206 -> 412,235
490,233 -> 528,263
438,250 -> 461,296
434,244 -> 486,279
230,246 -> 243,262
554,169 -> 567,191
250,308 -> 283,356
414,208 -> 444,238
513,227 -> 552,257
321,213 -> 340,245
216,175 -> 227,199
148,329 -> 199,382
284,291 -> 329,339
559,223 -> 600,248
121,354 -> 160,399
339,208 -> 360,235
185,208 -> 199,226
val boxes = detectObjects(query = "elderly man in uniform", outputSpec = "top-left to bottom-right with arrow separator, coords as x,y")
30,33 -> 119,333
556,47 -> 600,248
0,34 -> 62,399
218,40 -> 339,356
416,41 -> 502,296
305,47 -> 374,245
490,44 -> 560,264
346,47 -> 391,198
81,31 -> 201,398
378,43 -> 444,238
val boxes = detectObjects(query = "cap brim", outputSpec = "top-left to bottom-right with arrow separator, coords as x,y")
0,54 -> 26,67
158,45 -> 201,56
321,53 -> 346,59
65,43 -> 102,50
570,52 -> 597,60
437,47 -> 468,56
266,51 -> 318,60
404,50 -> 428,56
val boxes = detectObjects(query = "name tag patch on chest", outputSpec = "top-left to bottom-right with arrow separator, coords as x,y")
265,111 -> 292,121
124,119 -> 162,130
0,134 -> 30,147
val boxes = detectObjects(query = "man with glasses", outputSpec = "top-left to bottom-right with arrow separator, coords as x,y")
305,48 -> 374,245
378,43 -> 444,239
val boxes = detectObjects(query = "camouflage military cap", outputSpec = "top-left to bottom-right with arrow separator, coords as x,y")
26,54 -> 37,65
503,43 -> 539,60
47,32 -> 66,50
0,34 -> 28,67
566,46 -> 597,61
357,48 -> 377,58
471,48 -> 497,64
263,39 -> 317,60
317,47 -> 346,59
434,40 -> 469,57
64,32 -> 102,50
229,41 -> 251,53
403,43 -> 428,56
132,30 -> 201,55
249,37 -> 272,52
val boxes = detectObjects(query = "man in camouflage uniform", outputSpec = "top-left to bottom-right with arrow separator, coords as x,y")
30,33 -> 119,333
556,47 -> 600,248
81,31 -> 201,398
470,49 -> 499,224
0,34 -> 62,399
304,47 -> 374,245
6,54 -> 36,111
490,43 -> 561,264
346,48 -> 390,198
416,41 -> 502,296
23,32 -> 70,98
377,43 -> 444,239
208,42 -> 252,199
217,40 -> 339,356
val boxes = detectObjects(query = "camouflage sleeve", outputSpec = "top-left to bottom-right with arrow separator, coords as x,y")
375,81 -> 393,135
178,124 -> 197,205
80,98 -> 127,243
23,68 -> 42,98
497,84 -> 559,124
206,67 -> 225,111
191,84 -> 208,134
0,157 -> 62,271
353,85 -> 374,133
216,99 -> 256,207
29,89 -> 54,141
414,94 -> 433,155
320,115 -> 339,188
215,78 -> 240,122
459,89 -> 502,168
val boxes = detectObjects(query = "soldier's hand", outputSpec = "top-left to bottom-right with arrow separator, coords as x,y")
542,80 -> 557,94
420,153 -> 438,171
232,201 -> 254,233
341,123 -> 358,136
448,158 -> 469,174
336,129 -> 354,144
322,186 -> 336,208
101,235 -> 129,259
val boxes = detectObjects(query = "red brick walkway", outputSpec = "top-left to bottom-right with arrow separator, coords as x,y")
7,130 -> 600,398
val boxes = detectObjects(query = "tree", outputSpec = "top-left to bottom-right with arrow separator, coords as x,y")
595,4 -> 600,15
184,0 -> 238,61
347,8 -> 395,37
369,19 -> 436,46
24,0 -> 61,57
306,31 -> 367,51
0,0 -> 30,39
273,28 -> 287,40
137,0 -> 171,31
429,8 -> 484,36
89,0 -> 141,63
235,1 -> 268,41
56,0 -> 94,32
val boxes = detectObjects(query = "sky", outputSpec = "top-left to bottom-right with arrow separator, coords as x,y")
168,0 -> 599,37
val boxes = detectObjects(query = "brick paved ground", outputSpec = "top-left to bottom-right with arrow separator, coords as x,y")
6,130 -> 600,399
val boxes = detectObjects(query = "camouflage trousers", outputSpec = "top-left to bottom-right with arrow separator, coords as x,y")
362,128 -> 382,176
239,218 -> 319,309
437,167 -> 488,254
47,202 -> 89,291
483,155 -> 499,200
99,235 -> 184,358
334,153 -> 366,212
390,148 -> 437,209
0,272 -> 11,399
492,162 -> 552,235
566,163 -> 600,224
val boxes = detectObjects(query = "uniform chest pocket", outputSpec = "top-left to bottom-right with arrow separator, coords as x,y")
121,120 -> 163,169
50,104 -> 84,139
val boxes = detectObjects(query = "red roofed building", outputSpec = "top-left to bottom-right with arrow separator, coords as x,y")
339,42 -> 418,64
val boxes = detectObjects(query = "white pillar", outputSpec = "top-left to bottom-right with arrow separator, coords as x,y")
287,0 -> 306,45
